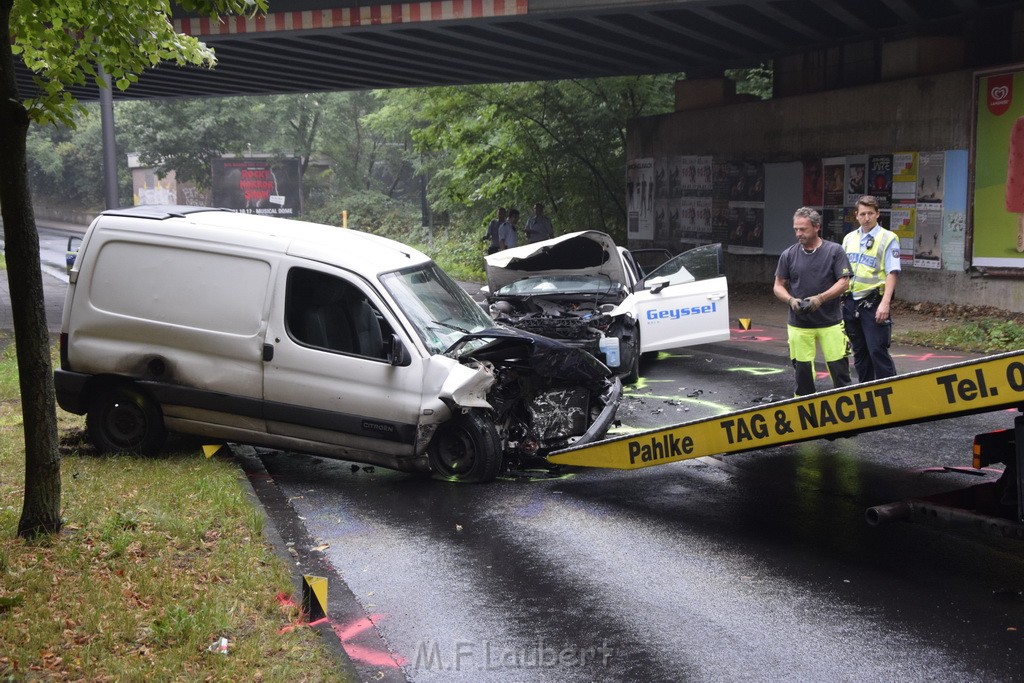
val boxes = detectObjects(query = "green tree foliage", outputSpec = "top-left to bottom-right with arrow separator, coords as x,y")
118,98 -> 259,189
0,0 -> 267,538
111,90 -> 415,217
727,64 -> 773,99
26,104 -> 133,208
367,76 -> 680,243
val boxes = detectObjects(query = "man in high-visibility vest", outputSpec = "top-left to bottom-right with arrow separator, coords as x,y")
842,195 -> 901,382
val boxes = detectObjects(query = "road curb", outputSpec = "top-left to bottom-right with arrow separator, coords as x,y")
230,445 -> 408,682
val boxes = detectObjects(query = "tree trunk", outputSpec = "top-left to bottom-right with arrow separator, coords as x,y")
0,0 -> 63,537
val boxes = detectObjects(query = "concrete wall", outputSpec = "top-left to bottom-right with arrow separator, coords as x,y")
626,69 -> 1024,312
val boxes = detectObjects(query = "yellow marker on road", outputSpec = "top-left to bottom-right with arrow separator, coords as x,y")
303,575 -> 328,621
202,444 -> 223,458
548,350 -> 1024,470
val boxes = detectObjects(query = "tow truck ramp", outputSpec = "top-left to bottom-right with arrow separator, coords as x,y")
548,349 -> 1024,533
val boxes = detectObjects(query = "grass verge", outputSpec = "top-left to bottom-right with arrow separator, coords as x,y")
0,337 -> 347,681
895,318 -> 1024,353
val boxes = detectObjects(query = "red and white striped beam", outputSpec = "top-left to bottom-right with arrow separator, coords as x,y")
175,0 -> 529,36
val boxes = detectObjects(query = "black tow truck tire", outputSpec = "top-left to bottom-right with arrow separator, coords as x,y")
427,410 -> 503,482
87,384 -> 167,455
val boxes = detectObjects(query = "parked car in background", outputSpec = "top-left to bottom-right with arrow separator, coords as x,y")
483,231 -> 730,384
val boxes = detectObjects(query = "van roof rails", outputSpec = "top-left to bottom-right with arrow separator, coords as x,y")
101,206 -> 235,220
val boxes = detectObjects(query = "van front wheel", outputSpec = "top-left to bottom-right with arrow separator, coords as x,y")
87,386 -> 167,455
428,411 -> 502,483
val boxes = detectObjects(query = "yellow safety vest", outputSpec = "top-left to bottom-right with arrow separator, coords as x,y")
843,228 -> 897,299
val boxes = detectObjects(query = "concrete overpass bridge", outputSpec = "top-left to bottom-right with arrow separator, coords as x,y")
14,0 -> 1023,100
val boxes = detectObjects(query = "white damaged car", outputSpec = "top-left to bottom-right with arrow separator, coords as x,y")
484,231 -> 731,383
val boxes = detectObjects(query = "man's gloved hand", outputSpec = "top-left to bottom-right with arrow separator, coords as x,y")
805,294 -> 824,312
788,297 -> 802,312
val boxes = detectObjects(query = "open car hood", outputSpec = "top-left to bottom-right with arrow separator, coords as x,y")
445,327 -> 612,384
484,231 -> 628,293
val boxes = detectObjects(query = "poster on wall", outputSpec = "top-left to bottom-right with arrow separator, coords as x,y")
695,156 -> 714,192
654,198 -> 670,240
133,169 -> 177,206
680,196 -> 695,233
867,154 -> 893,208
892,152 -> 918,202
693,196 -> 713,234
802,160 -> 823,206
626,158 -> 655,239
845,156 -> 867,206
668,157 -> 683,198
917,151 -> 945,205
720,161 -> 765,252
668,202 -> 681,236
211,158 -> 301,216
972,64 -> 1024,268
890,205 -> 917,265
821,207 -> 856,244
915,207 -> 943,269
823,157 -> 846,206
655,158 -> 670,198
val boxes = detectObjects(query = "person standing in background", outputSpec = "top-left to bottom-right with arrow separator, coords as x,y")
483,207 -> 506,254
773,207 -> 853,396
523,203 -> 554,243
842,195 -> 901,382
499,208 -> 520,251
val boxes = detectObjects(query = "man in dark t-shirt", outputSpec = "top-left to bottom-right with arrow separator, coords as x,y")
773,207 -> 853,396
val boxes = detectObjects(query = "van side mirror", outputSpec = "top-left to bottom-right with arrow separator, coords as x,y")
388,334 -> 411,366
66,236 -> 82,273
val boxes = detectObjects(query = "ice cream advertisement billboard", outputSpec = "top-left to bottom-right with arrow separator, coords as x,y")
972,65 -> 1024,267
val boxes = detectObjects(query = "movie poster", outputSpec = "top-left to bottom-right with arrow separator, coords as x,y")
845,156 -> 867,206
867,154 -> 893,208
823,157 -> 846,207
803,159 -> 823,206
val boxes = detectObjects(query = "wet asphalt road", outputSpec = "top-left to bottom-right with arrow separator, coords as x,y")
257,343 -> 1024,683
18,223 -> 1024,681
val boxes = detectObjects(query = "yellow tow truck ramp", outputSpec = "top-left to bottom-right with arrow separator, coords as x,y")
548,349 -> 1024,470
550,349 -> 1024,533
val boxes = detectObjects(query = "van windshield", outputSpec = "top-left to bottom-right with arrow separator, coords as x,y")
381,262 -> 494,355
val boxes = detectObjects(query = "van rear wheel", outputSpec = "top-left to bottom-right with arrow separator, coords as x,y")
428,411 -> 502,482
87,386 -> 167,455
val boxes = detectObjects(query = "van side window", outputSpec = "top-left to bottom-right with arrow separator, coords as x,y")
285,268 -> 386,359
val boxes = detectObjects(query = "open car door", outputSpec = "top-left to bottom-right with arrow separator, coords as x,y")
619,243 -> 730,353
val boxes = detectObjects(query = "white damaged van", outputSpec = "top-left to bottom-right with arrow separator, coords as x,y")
55,206 -> 620,482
